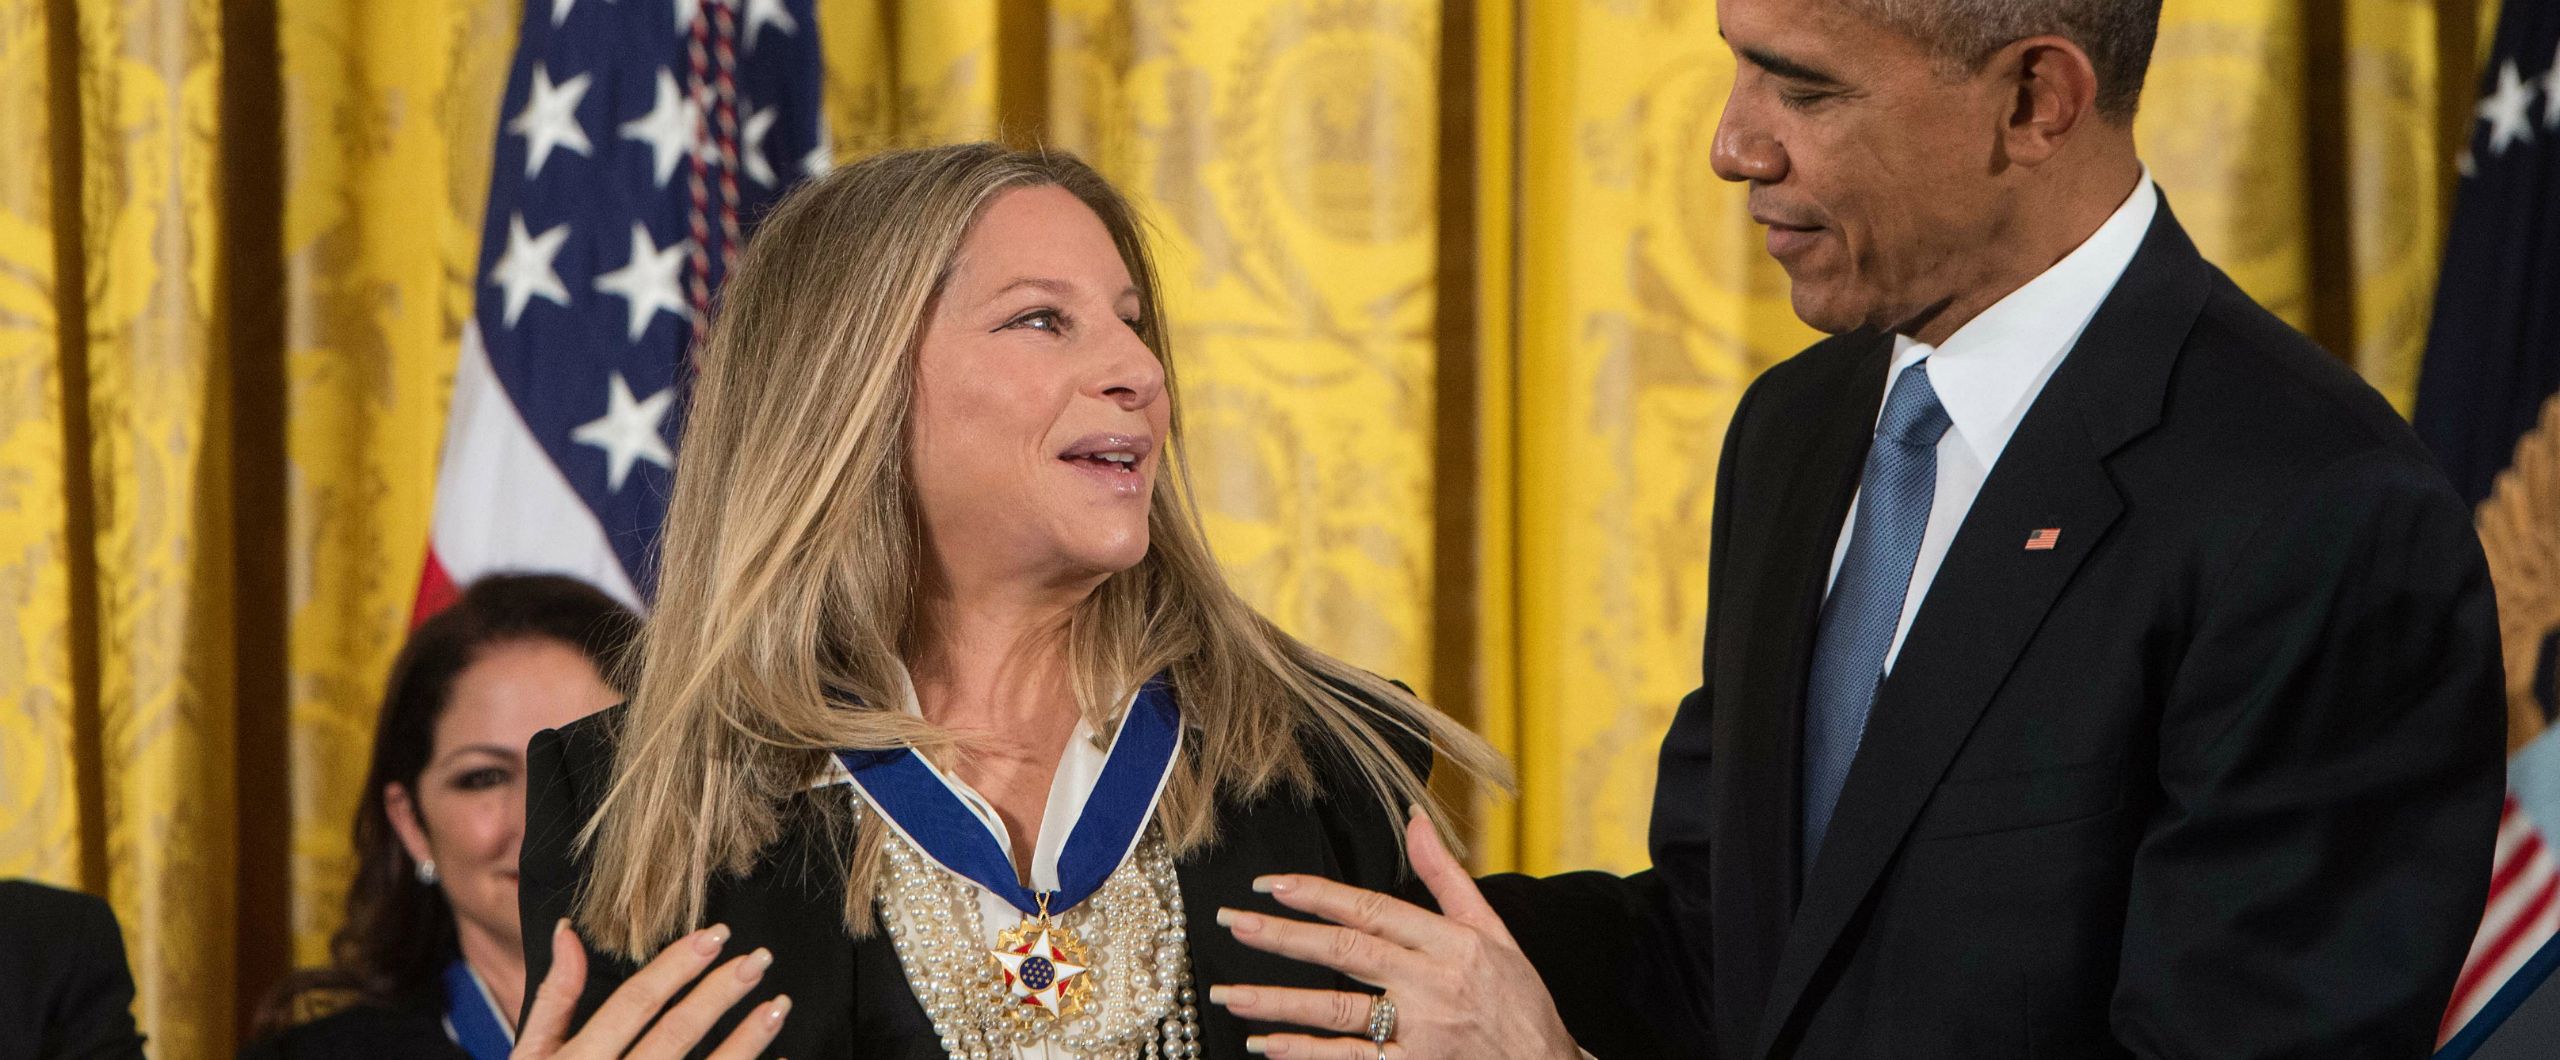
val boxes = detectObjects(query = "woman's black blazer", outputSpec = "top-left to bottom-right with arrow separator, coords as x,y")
518,704 -> 1427,1059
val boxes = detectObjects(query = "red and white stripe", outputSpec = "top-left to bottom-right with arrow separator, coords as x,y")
416,321 -> 645,621
706,0 -> 745,264
682,1 -> 718,339
681,0 -> 743,340
2441,796 -> 2560,1044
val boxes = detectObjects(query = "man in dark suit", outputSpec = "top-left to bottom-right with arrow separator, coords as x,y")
0,880 -> 146,1060
1204,0 -> 2507,1056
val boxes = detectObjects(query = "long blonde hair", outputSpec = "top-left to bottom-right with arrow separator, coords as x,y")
576,143 -> 1507,956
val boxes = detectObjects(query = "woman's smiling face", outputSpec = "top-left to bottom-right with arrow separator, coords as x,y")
386,637 -> 621,962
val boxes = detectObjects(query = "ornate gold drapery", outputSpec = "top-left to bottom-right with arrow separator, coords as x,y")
0,0 -> 2491,1052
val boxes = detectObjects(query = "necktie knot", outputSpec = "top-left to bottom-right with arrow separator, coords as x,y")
1878,361 -> 1952,448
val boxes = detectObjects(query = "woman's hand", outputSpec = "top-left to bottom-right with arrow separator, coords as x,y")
511,919 -> 791,1059
1209,808 -> 1582,1060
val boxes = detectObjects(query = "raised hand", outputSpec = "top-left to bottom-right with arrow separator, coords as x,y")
511,919 -> 791,1059
1210,808 -> 1581,1060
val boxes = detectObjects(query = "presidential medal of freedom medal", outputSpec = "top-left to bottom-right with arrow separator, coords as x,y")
990,894 -> 1094,1021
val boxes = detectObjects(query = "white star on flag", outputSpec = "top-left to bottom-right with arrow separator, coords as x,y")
990,929 -> 1090,1013
509,64 -> 595,179
744,0 -> 797,51
594,223 -> 692,342
2542,43 -> 2560,129
572,372 -> 677,492
2478,59 -> 2538,157
490,214 -> 573,327
674,0 -> 699,32
550,0 -> 577,25
621,68 -> 704,188
742,106 -> 778,186
803,136 -> 832,179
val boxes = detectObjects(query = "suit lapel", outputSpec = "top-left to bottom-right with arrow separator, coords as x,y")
1751,406 -> 2123,1057
1750,335 -> 1893,877
1719,332 -> 1892,1010
1749,201 -> 2216,1058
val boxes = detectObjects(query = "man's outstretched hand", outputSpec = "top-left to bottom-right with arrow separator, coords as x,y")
1210,808 -> 1583,1059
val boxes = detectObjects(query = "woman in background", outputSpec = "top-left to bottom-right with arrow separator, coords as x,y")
244,574 -> 636,1059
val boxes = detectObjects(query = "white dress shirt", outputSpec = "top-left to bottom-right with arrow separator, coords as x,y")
1825,169 -> 2159,673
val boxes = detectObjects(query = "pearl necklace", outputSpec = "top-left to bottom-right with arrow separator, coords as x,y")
875,809 -> 1202,1058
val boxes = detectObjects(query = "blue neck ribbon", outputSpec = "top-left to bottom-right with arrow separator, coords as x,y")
440,958 -> 513,1060
834,676 -> 1182,918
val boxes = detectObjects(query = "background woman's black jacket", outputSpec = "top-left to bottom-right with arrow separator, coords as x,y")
237,1004 -> 466,1060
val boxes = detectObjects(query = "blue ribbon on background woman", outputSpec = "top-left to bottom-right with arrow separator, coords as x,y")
440,958 -> 513,1060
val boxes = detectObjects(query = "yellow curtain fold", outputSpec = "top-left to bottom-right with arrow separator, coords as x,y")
822,0 -> 1003,155
0,0 -> 83,892
273,0 -> 517,970
2137,0 -> 2471,413
1458,0 -> 1519,869
1499,0 -> 1814,874
48,0 -> 239,1055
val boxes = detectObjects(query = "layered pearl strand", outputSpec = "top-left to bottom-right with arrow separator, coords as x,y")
876,812 -> 1202,1058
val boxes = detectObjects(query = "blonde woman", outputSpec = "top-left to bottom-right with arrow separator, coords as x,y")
514,143 -> 1508,1059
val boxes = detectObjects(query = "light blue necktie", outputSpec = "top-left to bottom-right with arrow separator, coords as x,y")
1802,360 -> 1951,876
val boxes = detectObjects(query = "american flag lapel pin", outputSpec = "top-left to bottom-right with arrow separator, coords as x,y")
2024,528 -> 2061,551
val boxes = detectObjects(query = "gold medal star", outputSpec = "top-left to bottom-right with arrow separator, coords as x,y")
991,927 -> 1091,1017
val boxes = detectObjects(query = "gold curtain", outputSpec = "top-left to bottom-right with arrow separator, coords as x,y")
0,0 -> 2493,1052
4,1 -> 239,1056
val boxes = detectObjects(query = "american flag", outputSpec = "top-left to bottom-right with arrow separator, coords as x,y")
2414,0 -> 2560,1052
417,0 -> 826,617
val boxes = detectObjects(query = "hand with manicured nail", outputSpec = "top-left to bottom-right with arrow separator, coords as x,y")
510,919 -> 792,1059
1210,809 -> 1581,1060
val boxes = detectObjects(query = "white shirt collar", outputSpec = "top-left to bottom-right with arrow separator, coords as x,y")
809,662 -> 1120,894
1888,167 -> 2158,467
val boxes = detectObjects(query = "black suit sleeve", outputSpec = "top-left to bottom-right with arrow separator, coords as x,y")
2110,449 -> 2506,1058
39,885 -> 146,1060
1471,374 -> 1764,1060
1475,869 -> 1688,1059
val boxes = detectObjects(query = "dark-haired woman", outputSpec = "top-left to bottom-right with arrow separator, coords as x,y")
243,574 -> 637,1059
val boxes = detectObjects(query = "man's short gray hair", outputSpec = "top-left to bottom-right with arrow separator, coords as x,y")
1850,0 -> 2164,120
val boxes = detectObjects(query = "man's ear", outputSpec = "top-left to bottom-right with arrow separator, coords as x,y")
1999,35 -> 2104,166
